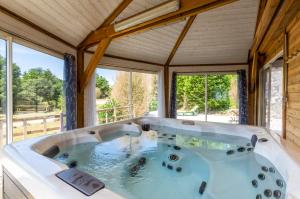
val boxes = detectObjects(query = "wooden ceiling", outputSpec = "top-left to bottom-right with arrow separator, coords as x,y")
90,21 -> 187,64
0,0 -> 259,65
171,0 -> 259,65
0,0 -> 122,45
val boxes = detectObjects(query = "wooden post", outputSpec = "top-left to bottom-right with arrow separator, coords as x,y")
23,119 -> 27,139
0,120 -> 3,147
60,112 -> 64,131
77,50 -> 85,128
282,31 -> 288,139
113,107 -> 117,122
105,111 -> 108,123
164,66 -> 169,117
43,117 -> 47,133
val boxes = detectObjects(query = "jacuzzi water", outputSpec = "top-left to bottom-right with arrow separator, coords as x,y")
53,125 -> 286,199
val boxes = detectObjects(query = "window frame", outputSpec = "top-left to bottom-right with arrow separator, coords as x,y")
175,71 -> 239,123
258,51 -> 284,134
96,66 -> 162,123
0,31 -> 66,144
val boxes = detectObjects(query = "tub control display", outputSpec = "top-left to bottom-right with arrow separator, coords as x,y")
56,168 -> 105,196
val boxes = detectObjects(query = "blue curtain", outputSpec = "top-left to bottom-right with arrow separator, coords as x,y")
170,72 -> 177,118
63,54 -> 77,130
237,69 -> 248,124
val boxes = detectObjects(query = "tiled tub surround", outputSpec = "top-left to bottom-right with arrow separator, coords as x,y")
0,117 -> 299,199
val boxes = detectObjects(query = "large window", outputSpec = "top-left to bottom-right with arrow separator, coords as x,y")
260,58 -> 283,135
96,68 -> 158,124
11,43 -> 64,142
176,73 -> 239,124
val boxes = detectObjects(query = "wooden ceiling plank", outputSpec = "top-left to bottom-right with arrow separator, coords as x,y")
249,0 -> 281,58
79,0 -> 237,49
0,5 -> 76,49
78,0 -> 133,49
80,38 -> 112,90
165,15 -> 197,66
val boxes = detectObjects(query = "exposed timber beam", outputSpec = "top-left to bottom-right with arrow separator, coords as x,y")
249,0 -> 281,59
77,0 -> 132,126
85,50 -> 164,66
78,0 -> 237,49
254,0 -> 268,31
80,38 -> 112,90
259,0 -> 300,57
0,5 -> 76,49
165,15 -> 197,66
77,49 -> 84,128
163,15 -> 196,117
169,63 -> 248,67
78,0 -> 133,50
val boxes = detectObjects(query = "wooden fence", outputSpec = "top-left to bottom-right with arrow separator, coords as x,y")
96,105 -> 134,124
0,113 -> 65,141
0,105 -> 134,142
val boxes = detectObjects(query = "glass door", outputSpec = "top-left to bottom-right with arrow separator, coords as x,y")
261,67 -> 271,128
260,58 -> 283,135
176,73 -> 239,124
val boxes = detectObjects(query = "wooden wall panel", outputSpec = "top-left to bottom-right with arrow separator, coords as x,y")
286,11 -> 300,148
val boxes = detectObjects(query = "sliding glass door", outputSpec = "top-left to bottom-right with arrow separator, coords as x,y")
176,73 -> 239,124
0,34 -> 65,145
12,43 -> 64,142
260,58 -> 283,135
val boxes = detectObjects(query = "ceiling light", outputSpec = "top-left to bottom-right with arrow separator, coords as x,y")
114,0 -> 180,32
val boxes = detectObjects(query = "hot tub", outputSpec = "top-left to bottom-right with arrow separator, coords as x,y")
1,117 -> 300,199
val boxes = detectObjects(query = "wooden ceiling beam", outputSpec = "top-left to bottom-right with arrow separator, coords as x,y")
78,0 -> 237,49
169,62 -> 248,67
80,38 -> 111,90
78,0 -> 133,50
164,15 -> 196,66
249,0 -> 281,59
0,5 -> 76,49
259,0 -> 300,55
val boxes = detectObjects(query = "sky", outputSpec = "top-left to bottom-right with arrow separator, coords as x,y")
0,41 -> 64,79
0,39 -> 116,84
96,68 -> 117,86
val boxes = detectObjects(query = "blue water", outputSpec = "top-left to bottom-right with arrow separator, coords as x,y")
54,126 -> 286,199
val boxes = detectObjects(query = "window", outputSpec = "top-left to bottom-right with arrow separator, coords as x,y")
95,68 -> 158,124
260,58 -> 283,135
12,43 -> 64,142
0,38 -> 7,147
176,73 -> 239,124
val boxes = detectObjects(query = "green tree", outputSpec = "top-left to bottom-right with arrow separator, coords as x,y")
20,68 -> 62,112
96,74 -> 110,99
176,75 -> 231,112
